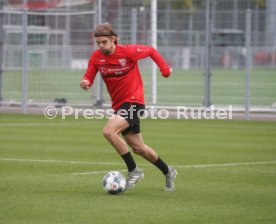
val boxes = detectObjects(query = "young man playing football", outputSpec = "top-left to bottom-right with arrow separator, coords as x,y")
80,23 -> 177,191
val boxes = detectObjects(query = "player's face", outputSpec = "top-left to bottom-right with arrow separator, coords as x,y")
96,36 -> 115,55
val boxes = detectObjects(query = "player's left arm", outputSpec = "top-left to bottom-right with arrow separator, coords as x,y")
126,45 -> 172,78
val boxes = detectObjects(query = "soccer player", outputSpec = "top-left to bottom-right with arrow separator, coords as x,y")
80,23 -> 177,191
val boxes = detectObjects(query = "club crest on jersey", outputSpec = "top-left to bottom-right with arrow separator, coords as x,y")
118,59 -> 127,66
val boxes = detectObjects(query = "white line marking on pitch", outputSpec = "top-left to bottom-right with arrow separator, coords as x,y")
73,161 -> 276,175
0,122 -> 88,127
1,158 -> 276,175
173,161 -> 276,168
0,158 -> 125,166
72,169 -> 128,175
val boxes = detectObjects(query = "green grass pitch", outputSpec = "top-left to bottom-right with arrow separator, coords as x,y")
0,114 -> 276,224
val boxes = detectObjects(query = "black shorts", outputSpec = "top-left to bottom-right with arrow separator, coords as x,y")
114,102 -> 145,136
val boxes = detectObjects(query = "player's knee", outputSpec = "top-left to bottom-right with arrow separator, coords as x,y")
131,144 -> 146,156
103,127 -> 114,140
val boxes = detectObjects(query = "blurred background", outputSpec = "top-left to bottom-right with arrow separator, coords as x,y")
0,0 -> 275,113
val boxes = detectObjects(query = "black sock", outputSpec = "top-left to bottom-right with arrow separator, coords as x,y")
153,157 -> 169,175
121,152 -> 136,172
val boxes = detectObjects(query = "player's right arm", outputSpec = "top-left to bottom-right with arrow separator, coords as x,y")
80,53 -> 99,91
80,79 -> 91,90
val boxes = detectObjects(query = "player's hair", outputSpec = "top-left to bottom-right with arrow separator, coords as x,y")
94,23 -> 118,45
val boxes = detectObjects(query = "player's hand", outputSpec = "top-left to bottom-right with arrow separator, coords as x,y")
80,79 -> 91,90
163,67 -> 173,78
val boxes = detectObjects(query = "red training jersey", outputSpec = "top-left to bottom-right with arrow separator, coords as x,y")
82,44 -> 171,110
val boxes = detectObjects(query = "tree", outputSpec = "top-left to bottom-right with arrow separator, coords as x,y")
253,0 -> 266,8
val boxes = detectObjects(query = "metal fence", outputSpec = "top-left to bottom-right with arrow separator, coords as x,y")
0,0 -> 275,112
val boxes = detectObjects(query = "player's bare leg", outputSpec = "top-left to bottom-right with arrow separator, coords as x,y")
124,132 -> 177,191
103,116 -> 143,190
123,132 -> 158,163
102,115 -> 129,155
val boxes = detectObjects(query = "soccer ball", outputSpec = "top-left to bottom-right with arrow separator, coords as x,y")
102,171 -> 126,194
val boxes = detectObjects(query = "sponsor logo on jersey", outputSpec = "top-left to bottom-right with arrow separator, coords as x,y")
137,48 -> 149,52
118,59 -> 127,66
99,67 -> 107,74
